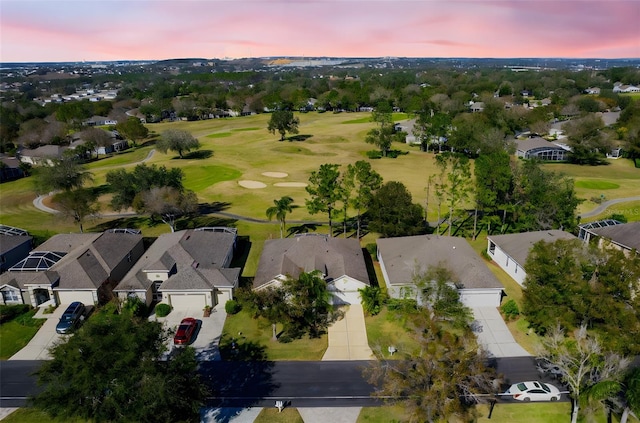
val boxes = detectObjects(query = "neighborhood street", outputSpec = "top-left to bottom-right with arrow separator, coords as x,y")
0,357 -> 562,409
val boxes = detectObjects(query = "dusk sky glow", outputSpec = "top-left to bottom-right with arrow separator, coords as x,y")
1,0 -> 639,62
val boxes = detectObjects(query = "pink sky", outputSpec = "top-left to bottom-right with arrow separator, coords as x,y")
1,0 -> 639,62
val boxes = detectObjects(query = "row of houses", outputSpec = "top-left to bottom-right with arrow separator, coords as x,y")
2,221 -> 638,310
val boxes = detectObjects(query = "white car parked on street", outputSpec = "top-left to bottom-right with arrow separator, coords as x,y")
505,381 -> 562,402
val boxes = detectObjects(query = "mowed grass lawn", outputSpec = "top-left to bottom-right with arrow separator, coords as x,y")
0,310 -> 46,359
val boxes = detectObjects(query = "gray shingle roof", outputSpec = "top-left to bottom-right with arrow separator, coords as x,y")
376,235 -> 502,289
0,234 -> 32,254
515,137 -> 566,153
116,229 -> 238,292
590,221 -> 640,251
488,230 -> 577,267
253,236 -> 370,289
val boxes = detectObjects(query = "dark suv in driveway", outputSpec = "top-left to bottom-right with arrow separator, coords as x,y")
56,302 -> 85,334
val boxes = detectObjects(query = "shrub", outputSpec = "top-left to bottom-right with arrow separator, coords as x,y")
154,303 -> 172,317
122,297 -> 148,318
365,243 -> 377,258
366,150 -> 382,159
225,300 -> 241,315
359,286 -> 385,316
43,304 -> 57,314
501,299 -> 520,320
386,298 -> 418,314
0,304 -> 31,324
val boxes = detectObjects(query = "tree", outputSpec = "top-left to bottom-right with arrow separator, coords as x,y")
33,156 -> 93,193
106,163 -> 184,211
473,151 -> 512,235
267,110 -> 300,141
364,311 -> 497,423
157,129 -> 201,158
78,127 -> 112,159
283,270 -> 335,338
537,324 -> 630,423
415,265 -> 472,329
562,114 -> 611,165
368,181 -> 426,238
343,161 -> 382,239
32,311 -> 207,423
620,368 -> 640,423
138,186 -> 199,232
115,116 -> 149,147
523,239 -> 640,354
365,102 -> 394,156
266,196 -> 297,238
306,163 -> 342,237
52,188 -> 100,233
434,153 -> 472,236
244,286 -> 289,341
413,110 -> 450,152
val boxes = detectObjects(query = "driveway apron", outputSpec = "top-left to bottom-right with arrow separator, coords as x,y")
471,307 -> 531,358
322,304 -> 374,361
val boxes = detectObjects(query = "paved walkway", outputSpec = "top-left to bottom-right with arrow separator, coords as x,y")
9,304 -> 66,360
322,304 -> 374,361
201,407 -> 362,423
471,307 -> 531,358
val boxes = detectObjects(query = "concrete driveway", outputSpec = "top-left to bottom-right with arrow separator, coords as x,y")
153,305 -> 226,361
9,305 -> 69,360
322,304 -> 374,361
471,307 -> 531,358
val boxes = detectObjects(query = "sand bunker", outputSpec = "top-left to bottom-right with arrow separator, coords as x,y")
238,180 -> 267,189
274,182 -> 308,188
262,172 -> 289,178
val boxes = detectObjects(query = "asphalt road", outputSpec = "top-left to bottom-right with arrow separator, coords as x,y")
0,357 -> 565,408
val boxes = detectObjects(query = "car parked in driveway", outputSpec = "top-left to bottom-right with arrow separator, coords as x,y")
505,380 -> 561,402
173,318 -> 198,345
55,302 -> 85,334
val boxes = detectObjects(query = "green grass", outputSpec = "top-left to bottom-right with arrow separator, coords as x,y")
254,408 -> 304,423
582,200 -> 640,223
574,180 -> 620,190
206,132 -> 232,138
182,164 -> 242,192
221,309 -> 327,360
232,127 -> 261,132
1,409 -> 89,423
342,117 -> 373,124
357,405 -> 408,423
364,307 -> 423,359
0,310 -> 46,359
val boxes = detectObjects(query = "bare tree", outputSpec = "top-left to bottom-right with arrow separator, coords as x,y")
139,187 -> 198,232
537,324 -> 630,423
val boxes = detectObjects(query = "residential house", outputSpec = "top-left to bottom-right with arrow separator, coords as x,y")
469,101 -> 485,113
253,234 -> 370,305
515,137 -> 569,161
584,87 -> 601,95
114,227 -> 240,309
82,116 -> 118,127
579,221 -> 640,256
376,235 -> 504,307
18,145 -> 68,166
487,230 -> 577,286
0,225 -> 32,273
613,82 -> 640,93
0,155 -> 25,183
0,230 -> 143,307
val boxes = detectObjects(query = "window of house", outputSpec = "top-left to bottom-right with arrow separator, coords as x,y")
489,241 -> 496,255
1,289 -> 20,302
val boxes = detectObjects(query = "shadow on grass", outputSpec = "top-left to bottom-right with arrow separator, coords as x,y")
90,216 -> 151,232
286,134 -> 312,142
180,150 -> 214,160
286,223 -> 320,237
197,202 -> 232,214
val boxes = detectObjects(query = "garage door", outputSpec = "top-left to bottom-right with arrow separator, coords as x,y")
168,294 -> 206,310
56,290 -> 95,306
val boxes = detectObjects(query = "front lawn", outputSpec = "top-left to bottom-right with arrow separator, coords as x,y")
220,309 -> 327,361
254,408 -> 304,423
364,307 -> 422,359
0,308 -> 46,359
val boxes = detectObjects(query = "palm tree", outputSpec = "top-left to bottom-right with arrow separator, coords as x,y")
266,196 -> 296,238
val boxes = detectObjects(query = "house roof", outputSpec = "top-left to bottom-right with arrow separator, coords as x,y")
253,235 -> 370,289
115,229 -> 238,292
2,232 -> 142,291
19,145 -> 68,159
487,230 -> 577,267
515,137 -> 567,153
590,221 -> 640,252
0,234 -> 32,255
376,235 -> 502,289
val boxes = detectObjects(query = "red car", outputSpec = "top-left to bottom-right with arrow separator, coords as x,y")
173,318 -> 198,345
